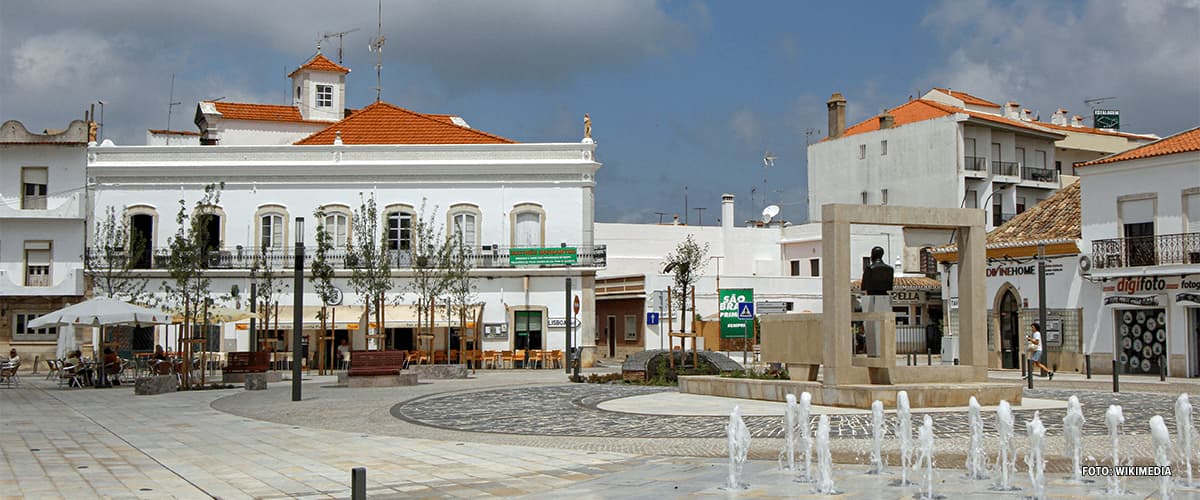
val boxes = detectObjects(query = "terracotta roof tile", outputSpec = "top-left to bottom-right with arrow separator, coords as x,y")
294,101 -> 516,145
1035,121 -> 1158,140
851,276 -> 942,291
837,99 -> 1062,140
207,101 -> 326,124
147,129 -> 200,136
932,88 -> 1000,108
932,180 -> 1080,255
1076,127 -> 1200,167
287,53 -> 350,78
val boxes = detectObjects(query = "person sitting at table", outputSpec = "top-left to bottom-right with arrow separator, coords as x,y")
0,348 -> 19,382
66,350 -> 93,387
5,348 -> 19,366
102,347 -> 122,385
151,345 -> 171,375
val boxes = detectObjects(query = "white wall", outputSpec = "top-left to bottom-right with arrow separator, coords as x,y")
213,120 -> 326,146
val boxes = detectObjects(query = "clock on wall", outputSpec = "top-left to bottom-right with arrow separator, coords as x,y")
1094,110 -> 1120,130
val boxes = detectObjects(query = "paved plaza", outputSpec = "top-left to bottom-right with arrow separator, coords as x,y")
2,367 -> 1199,498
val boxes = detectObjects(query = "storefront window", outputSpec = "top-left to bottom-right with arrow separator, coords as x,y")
514,311 -> 542,350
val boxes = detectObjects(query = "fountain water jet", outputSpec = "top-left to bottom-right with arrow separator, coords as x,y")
869,400 -> 887,474
1151,415 -> 1173,500
724,405 -> 751,491
966,396 -> 987,480
1105,405 -> 1126,495
796,391 -> 814,482
1176,393 -> 1195,487
780,393 -> 799,471
991,400 -> 1018,491
1063,395 -> 1087,483
894,391 -> 914,486
1025,411 -> 1047,500
916,414 -> 937,499
813,414 -> 838,494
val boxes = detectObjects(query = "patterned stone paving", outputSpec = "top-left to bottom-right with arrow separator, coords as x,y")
393,384 -> 1200,440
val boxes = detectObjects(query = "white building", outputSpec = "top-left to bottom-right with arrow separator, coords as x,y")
1077,127 -> 1200,377
87,55 -> 605,367
0,120 -> 90,363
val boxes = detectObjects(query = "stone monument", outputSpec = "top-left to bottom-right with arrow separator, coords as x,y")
860,246 -> 894,356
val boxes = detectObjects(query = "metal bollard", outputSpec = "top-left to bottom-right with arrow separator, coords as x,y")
953,358 -> 959,365
1085,354 -> 1092,379
352,467 -> 366,500
1112,359 -> 1120,393
927,349 -> 932,366
1026,359 -> 1034,390
1161,355 -> 1167,382
1021,354 -> 1027,378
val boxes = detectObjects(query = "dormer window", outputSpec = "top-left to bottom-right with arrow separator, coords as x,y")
316,85 -> 333,107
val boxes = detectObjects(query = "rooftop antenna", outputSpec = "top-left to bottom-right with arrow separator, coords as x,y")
655,212 -> 667,224
166,73 -> 182,135
368,0 -> 386,102
322,28 -> 360,64
1083,97 -> 1117,125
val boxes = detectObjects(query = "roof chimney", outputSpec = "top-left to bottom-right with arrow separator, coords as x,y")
1005,101 -> 1021,120
1070,115 -> 1084,128
721,194 -> 735,230
878,111 -> 895,129
1051,108 -> 1069,126
827,93 -> 847,139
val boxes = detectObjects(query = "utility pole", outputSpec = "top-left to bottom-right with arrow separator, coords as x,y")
693,207 -> 706,226
292,217 -> 305,402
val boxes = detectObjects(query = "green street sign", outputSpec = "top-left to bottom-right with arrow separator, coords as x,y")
509,247 -> 578,266
719,288 -> 754,339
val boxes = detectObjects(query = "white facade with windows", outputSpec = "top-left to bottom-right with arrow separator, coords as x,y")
1078,129 -> 1200,377
0,120 -> 90,363
88,141 -> 603,362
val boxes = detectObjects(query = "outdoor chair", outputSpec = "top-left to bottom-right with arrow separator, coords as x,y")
58,363 -> 83,389
405,351 -> 421,368
44,358 -> 61,380
481,350 -> 497,369
512,349 -> 527,369
552,350 -> 563,369
433,351 -> 447,365
499,350 -> 515,369
448,349 -> 459,364
527,350 -> 542,369
0,360 -> 20,387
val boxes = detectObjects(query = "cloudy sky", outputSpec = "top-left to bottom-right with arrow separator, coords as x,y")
2,0 -> 1197,224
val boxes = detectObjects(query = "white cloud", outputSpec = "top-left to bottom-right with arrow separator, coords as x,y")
920,0 -> 1200,134
730,108 -> 761,144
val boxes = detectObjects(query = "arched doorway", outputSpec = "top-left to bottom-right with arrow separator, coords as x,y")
998,289 -> 1021,369
130,213 -> 154,269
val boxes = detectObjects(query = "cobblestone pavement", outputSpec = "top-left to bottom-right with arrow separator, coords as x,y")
394,384 -> 1200,440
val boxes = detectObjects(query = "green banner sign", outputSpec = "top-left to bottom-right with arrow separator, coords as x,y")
719,288 -> 754,339
509,247 -> 578,266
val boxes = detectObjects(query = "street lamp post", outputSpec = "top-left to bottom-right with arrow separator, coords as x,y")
292,217 -> 304,402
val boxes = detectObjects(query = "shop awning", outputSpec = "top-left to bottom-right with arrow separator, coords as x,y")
235,305 -> 364,330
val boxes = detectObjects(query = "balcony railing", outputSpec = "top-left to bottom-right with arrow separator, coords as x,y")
25,274 -> 50,287
88,244 -> 608,270
991,161 -> 1019,177
964,156 -> 987,172
22,195 -> 47,209
1021,165 -> 1058,183
1092,232 -> 1200,269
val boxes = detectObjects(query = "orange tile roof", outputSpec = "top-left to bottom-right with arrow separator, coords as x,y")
1035,121 -> 1158,140
1076,127 -> 1200,167
294,101 -> 516,145
287,53 -> 350,78
837,99 -> 1063,140
424,114 -> 458,125
851,276 -> 942,291
932,180 -> 1080,255
147,129 -> 200,136
207,101 -> 327,124
932,88 -> 1000,108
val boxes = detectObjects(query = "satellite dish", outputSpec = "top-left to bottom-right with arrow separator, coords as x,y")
761,205 -> 780,224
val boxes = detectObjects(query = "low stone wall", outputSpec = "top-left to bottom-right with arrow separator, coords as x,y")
411,364 -> 469,379
678,375 -> 1022,408
243,373 -> 268,391
621,350 -> 743,382
221,371 -> 282,384
135,375 -> 178,395
347,372 -> 418,388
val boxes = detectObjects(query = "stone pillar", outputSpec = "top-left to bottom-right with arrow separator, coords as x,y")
579,273 -> 597,368
820,207 -> 853,386
957,223 -> 988,378
244,372 -> 268,390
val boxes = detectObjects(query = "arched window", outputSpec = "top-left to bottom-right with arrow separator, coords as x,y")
254,204 -> 290,250
320,204 -> 352,248
510,203 -> 545,248
123,205 -> 158,269
447,203 -> 481,250
384,204 -> 415,251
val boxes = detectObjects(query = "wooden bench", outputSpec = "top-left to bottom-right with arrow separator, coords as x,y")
224,352 -> 270,374
348,350 -> 407,377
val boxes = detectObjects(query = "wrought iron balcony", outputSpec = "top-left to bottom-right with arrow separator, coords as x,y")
1021,165 -> 1058,183
89,244 -> 608,271
991,161 -> 1019,177
1092,232 -> 1200,269
963,156 -> 987,172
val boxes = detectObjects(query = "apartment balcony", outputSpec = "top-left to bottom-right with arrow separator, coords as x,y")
1092,232 -> 1200,270
1020,165 -> 1058,187
0,269 -> 85,296
963,156 -> 988,178
88,244 -> 608,271
991,161 -> 1020,182
0,192 -> 85,220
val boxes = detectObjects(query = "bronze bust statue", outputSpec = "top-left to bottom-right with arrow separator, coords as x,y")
861,246 -> 894,296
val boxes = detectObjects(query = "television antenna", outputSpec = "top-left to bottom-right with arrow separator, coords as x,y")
1083,96 -> 1117,125
322,28 -> 360,64
368,0 -> 386,102
166,73 -> 181,136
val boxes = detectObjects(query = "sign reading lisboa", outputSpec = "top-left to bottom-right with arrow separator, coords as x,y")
509,247 -> 578,266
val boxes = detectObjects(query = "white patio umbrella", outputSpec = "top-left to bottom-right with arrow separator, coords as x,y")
30,297 -> 173,358
55,326 -> 78,359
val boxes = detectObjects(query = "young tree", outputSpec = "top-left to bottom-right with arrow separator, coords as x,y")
347,193 -> 392,350
445,226 -> 478,364
248,247 -> 287,353
405,200 -> 449,359
84,206 -> 151,302
664,234 -> 709,333
310,207 -> 340,374
162,182 -> 223,388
